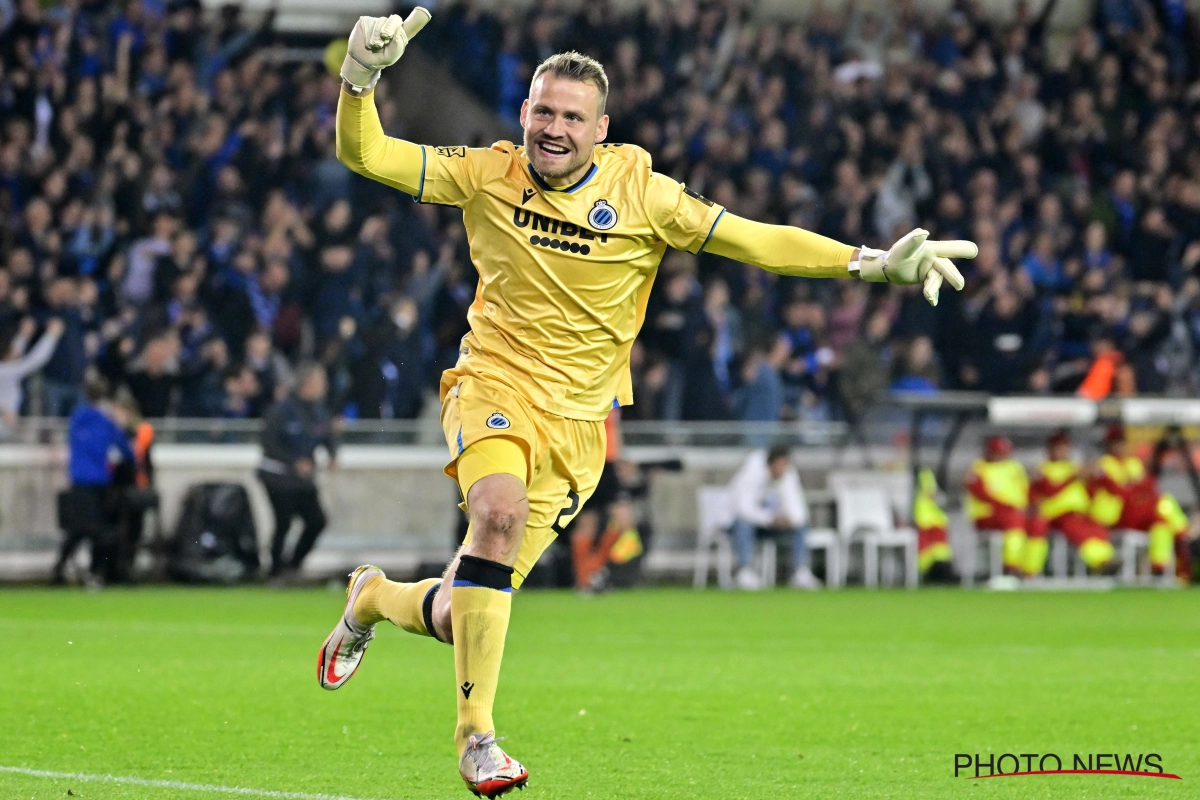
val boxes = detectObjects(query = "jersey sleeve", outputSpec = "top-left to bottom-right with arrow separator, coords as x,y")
642,172 -> 726,254
418,145 -> 509,208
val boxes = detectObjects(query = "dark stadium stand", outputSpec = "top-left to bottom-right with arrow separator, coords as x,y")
2,0 -> 1200,426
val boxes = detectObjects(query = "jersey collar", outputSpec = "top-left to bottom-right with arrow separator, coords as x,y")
527,162 -> 598,194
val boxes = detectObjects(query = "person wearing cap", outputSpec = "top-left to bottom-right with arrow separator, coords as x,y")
1089,424 -> 1190,580
1028,430 -> 1116,574
964,435 -> 1030,576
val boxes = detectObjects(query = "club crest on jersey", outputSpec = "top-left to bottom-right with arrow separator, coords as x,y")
588,200 -> 618,231
485,412 -> 511,430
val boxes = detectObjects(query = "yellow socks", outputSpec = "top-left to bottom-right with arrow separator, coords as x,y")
1001,529 -> 1026,570
451,554 -> 514,753
1079,537 -> 1115,569
1022,536 -> 1049,576
353,576 -> 441,637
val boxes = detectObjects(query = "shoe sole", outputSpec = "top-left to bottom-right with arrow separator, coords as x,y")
464,773 -> 529,798
316,565 -> 382,690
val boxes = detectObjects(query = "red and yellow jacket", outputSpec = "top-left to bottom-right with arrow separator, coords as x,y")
964,458 -> 1028,522
1030,460 -> 1091,521
1088,453 -> 1160,527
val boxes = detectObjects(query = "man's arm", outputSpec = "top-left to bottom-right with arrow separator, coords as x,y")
704,213 -> 975,306
703,212 -> 858,279
334,9 -> 431,194
336,87 -> 424,195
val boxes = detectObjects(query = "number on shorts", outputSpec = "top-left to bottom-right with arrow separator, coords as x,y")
551,490 -> 581,535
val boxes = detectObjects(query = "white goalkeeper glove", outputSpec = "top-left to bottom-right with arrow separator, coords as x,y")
852,228 -> 976,306
341,7 -> 432,91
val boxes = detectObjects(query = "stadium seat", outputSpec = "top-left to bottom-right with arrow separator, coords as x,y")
805,528 -> 842,589
1049,532 -> 1088,581
693,486 -> 802,589
692,486 -> 737,589
834,486 -> 918,589
1115,529 -> 1172,585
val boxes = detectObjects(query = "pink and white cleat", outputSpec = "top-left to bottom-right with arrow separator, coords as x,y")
316,565 -> 383,690
459,732 -> 529,798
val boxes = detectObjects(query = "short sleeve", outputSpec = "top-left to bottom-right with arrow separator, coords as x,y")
643,172 -> 726,254
418,145 -> 508,207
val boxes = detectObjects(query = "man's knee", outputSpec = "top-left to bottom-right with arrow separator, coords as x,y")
466,474 -> 529,556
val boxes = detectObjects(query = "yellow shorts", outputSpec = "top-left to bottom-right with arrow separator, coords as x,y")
441,374 -> 606,588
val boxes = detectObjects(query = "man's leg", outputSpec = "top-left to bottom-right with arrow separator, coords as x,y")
789,525 -> 810,572
411,436 -> 528,753
289,485 -> 328,571
265,485 -> 295,576
449,474 -> 527,749
1023,515 -> 1049,577
732,518 -> 755,569
1056,513 -> 1114,570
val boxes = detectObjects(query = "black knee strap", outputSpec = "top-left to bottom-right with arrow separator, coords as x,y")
456,554 -> 514,590
422,584 -> 444,643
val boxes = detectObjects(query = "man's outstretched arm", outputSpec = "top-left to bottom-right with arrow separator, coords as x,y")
334,9 -> 431,195
705,212 -> 976,306
703,212 -> 858,279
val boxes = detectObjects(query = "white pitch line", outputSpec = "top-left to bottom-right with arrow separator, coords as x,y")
0,766 -> 383,800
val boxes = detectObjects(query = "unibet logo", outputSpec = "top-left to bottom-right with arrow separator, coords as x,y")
486,413 -> 511,430
512,207 -> 608,256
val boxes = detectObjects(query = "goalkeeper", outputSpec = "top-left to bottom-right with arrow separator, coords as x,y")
316,8 -> 977,798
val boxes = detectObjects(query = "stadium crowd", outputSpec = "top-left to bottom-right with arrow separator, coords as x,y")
3,0 -> 1200,425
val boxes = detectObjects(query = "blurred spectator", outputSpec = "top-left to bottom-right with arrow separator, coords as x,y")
0,317 -> 63,430
728,445 -> 818,590
3,0 -> 1200,432
257,362 -> 335,581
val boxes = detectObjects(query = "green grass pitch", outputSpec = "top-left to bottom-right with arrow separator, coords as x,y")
1,586 -> 1197,799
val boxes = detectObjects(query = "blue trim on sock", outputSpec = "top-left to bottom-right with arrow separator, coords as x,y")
453,579 -> 513,592
457,426 -> 464,454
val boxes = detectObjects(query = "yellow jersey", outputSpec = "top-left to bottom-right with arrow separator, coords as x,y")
418,140 -> 724,420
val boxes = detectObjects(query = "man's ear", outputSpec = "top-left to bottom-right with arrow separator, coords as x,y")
519,99 -> 529,129
594,114 -> 609,144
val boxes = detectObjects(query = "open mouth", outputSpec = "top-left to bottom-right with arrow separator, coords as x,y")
537,140 -> 571,158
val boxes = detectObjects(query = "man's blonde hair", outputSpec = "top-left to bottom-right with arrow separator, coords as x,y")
531,51 -> 609,116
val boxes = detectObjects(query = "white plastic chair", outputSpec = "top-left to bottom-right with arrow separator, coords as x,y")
693,486 -> 739,588
1049,532 -> 1088,579
805,528 -> 842,588
835,486 -> 918,588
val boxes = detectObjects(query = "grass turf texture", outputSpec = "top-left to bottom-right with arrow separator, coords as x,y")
0,587 -> 1196,799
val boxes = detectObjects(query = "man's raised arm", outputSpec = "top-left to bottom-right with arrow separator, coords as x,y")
335,9 -> 431,196
705,213 -> 976,306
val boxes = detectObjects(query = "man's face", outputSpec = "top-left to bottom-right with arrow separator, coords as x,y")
299,370 -> 327,402
768,456 -> 789,480
521,74 -> 608,181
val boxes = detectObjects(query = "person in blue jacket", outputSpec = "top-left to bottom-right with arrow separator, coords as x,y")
53,373 -> 134,585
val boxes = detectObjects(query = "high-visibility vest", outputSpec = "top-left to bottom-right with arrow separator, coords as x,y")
965,459 -> 1028,520
1037,460 -> 1091,520
914,469 -> 948,530
1090,454 -> 1144,526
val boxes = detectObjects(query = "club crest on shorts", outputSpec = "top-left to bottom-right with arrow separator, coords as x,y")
486,412 -> 511,430
587,199 -> 618,231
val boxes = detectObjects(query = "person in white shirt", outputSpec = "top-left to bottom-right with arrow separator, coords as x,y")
0,317 -> 64,432
728,444 -> 819,589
